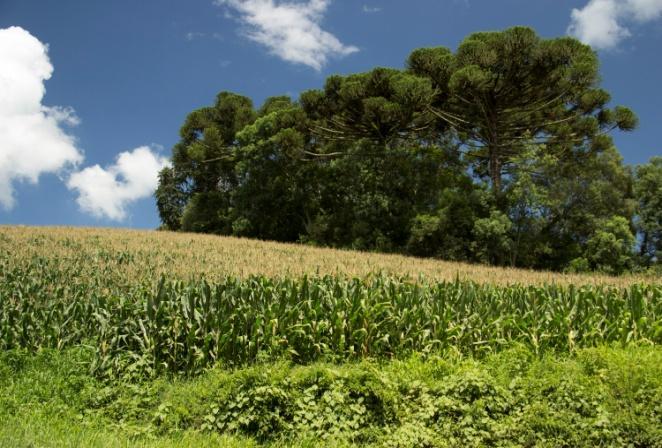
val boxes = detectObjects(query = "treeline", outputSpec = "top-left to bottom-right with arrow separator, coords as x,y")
156,27 -> 661,274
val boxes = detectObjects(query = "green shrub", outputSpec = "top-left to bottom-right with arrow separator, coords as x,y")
2,346 -> 660,447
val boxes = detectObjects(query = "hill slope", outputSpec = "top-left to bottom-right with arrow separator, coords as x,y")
1,225 -> 656,287
2,225 -> 661,446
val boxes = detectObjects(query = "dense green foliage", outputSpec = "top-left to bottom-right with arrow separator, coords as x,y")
635,157 -> 662,267
2,254 -> 661,379
157,27 -> 660,274
2,347 -> 661,447
2,229 -> 661,445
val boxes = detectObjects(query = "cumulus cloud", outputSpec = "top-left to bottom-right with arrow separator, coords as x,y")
215,0 -> 358,70
67,146 -> 169,221
568,0 -> 662,49
0,26 -> 84,209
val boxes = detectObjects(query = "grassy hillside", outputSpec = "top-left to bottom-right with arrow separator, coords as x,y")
1,225 -> 661,446
2,346 -> 661,447
1,226 -> 658,287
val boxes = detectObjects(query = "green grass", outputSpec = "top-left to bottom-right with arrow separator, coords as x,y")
0,414 -> 256,448
1,346 -> 660,447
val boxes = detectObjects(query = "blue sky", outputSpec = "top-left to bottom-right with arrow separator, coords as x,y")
1,0 -> 661,228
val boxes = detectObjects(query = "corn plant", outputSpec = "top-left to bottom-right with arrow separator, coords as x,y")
2,255 -> 660,378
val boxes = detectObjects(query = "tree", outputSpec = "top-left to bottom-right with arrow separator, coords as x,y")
634,157 -> 662,265
502,144 -> 636,271
408,27 -> 637,196
157,28 -> 641,274
301,67 -> 440,149
307,140 -> 457,251
298,68 -> 460,250
229,101 -> 320,241
407,176 -> 489,261
155,166 -> 186,231
502,143 -> 556,267
472,210 -> 514,265
584,216 -> 636,275
165,92 -> 257,233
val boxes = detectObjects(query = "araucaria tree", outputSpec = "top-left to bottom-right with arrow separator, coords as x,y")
157,26 -> 656,274
408,26 -> 637,195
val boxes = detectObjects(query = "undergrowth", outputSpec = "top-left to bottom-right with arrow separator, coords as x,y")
1,346 -> 660,447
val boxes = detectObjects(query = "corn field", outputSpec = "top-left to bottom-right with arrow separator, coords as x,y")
2,247 -> 660,378
3,226 -> 658,287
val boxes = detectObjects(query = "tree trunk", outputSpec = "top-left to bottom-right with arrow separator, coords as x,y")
489,147 -> 502,194
640,230 -> 650,263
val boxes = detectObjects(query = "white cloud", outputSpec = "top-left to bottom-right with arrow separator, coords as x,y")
568,0 -> 662,49
215,0 -> 358,70
0,26 -> 84,209
0,26 -> 168,221
186,31 -> 224,42
67,146 -> 169,221
185,31 -> 206,41
362,5 -> 381,13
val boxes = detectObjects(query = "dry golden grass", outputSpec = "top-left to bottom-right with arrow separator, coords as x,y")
1,225 -> 658,287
